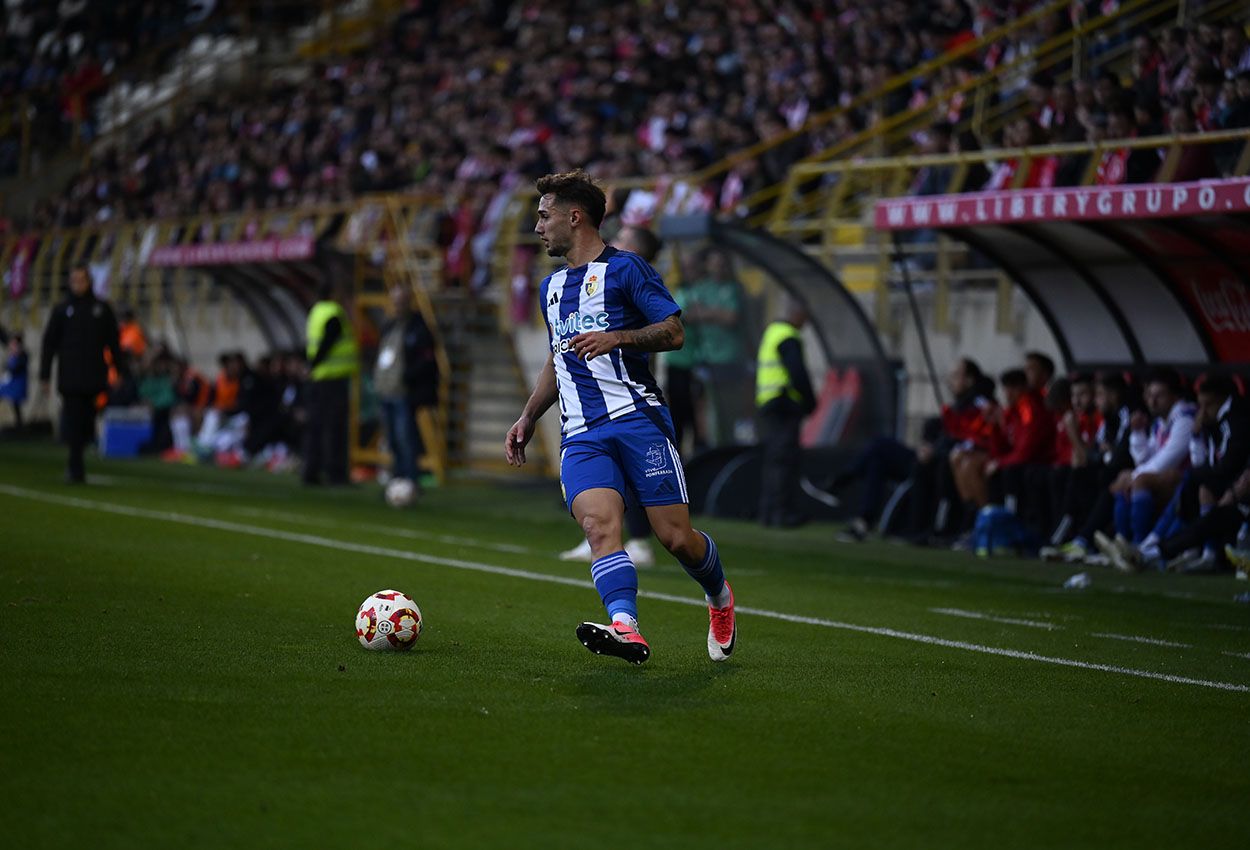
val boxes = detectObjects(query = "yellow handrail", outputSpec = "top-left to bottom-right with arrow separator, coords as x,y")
687,0 -> 1075,191
758,0 -> 1186,227
770,127 -> 1250,238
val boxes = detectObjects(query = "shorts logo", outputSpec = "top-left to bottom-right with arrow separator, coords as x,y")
646,444 -> 664,470
644,443 -> 672,478
655,478 -> 677,496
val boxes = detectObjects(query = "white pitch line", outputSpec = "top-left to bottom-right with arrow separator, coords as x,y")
1091,632 -> 1193,649
930,607 -> 1059,630
231,507 -> 535,555
1,482 -> 1247,695
1223,651 -> 1250,661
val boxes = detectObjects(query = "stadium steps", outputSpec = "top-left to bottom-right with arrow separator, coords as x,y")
428,292 -> 550,477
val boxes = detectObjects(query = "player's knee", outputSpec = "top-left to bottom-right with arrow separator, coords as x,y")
653,521 -> 695,559
580,512 -> 621,552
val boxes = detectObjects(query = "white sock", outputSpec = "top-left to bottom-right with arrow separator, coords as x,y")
171,414 -> 192,452
707,583 -> 732,609
612,614 -> 639,631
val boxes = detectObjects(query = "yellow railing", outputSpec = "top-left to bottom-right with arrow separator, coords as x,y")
972,0 -> 1246,145
685,0 -> 1075,206
771,127 -> 1250,236
757,0 -> 1193,228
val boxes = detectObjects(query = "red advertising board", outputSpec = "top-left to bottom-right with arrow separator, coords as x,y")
147,236 -> 315,267
874,178 -> 1250,230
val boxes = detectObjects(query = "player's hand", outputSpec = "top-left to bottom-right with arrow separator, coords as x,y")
1130,410 -> 1149,431
505,415 -> 534,467
569,330 -> 620,361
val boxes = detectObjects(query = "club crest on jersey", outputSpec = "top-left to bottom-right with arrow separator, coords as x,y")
585,274 -> 599,296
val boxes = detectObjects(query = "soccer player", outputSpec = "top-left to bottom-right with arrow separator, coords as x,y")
505,170 -> 736,665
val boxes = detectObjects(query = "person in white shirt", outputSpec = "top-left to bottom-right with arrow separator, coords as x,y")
1106,368 -> 1196,544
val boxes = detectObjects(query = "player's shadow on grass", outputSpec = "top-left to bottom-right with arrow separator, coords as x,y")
571,659 -> 739,715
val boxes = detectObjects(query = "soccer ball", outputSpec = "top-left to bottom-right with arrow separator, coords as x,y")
356,589 -> 423,651
384,477 -> 417,508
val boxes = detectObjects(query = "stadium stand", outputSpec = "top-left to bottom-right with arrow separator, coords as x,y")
27,0 -> 1078,228
3,1 -> 1250,577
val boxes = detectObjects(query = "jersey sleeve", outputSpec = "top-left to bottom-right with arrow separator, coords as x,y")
623,256 -> 680,325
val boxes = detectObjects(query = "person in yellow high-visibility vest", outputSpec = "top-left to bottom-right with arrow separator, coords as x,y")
304,282 -> 359,486
755,298 -> 816,527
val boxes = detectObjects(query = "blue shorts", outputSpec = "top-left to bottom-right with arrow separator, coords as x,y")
560,409 -> 688,512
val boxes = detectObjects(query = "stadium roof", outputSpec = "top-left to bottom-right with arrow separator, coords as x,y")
875,178 -> 1250,367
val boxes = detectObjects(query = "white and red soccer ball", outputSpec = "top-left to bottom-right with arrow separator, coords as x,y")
356,589 -> 423,651
384,477 -> 417,508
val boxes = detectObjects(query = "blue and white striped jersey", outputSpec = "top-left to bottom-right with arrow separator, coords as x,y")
540,246 -> 680,439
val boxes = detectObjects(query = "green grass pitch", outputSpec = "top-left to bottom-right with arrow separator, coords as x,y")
1,441 -> 1247,848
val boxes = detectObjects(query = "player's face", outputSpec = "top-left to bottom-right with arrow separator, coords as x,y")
535,194 -> 573,258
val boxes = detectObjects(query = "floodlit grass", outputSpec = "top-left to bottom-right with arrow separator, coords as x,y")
1,441 -> 1247,849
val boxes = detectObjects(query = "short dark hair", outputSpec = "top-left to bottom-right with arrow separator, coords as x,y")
1000,368 -> 1028,389
1072,371 -> 1095,387
536,169 -> 607,228
1025,351 -> 1055,379
959,357 -> 984,383
1198,373 -> 1235,400
1144,366 -> 1182,396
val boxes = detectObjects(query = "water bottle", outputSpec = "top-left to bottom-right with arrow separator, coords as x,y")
1063,572 -> 1091,590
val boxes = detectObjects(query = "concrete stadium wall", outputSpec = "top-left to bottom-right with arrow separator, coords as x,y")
863,286 -> 1063,441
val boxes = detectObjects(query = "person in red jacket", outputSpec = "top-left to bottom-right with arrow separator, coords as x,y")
987,368 -> 1054,522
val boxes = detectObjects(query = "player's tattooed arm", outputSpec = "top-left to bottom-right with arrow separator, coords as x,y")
616,314 -> 685,353
572,314 -> 685,360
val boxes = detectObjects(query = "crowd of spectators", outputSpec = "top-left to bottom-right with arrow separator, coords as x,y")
913,20 -> 1250,194
30,2 -> 1065,247
834,354 -> 1250,579
0,1 -> 220,176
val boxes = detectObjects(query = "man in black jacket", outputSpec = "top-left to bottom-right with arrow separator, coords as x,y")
39,264 -> 122,483
373,283 -> 438,488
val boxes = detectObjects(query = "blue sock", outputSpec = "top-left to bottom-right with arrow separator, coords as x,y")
1151,493 -> 1180,541
1113,493 -> 1131,539
591,551 -> 638,624
681,531 -> 727,601
1130,491 -> 1154,543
